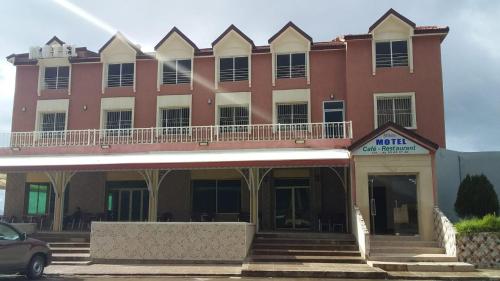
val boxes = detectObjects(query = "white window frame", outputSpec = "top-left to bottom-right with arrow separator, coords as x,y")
374,40 -> 409,68
275,52 -> 307,80
43,66 -> 70,90
322,100 -> 345,123
104,110 -> 133,130
276,102 -> 309,124
160,107 -> 190,128
106,63 -> 135,88
373,92 -> 416,129
218,105 -> 250,126
161,59 -> 192,85
39,112 -> 67,132
218,56 -> 249,83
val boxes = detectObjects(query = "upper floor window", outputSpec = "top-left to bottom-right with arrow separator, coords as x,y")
277,103 -> 308,124
219,106 -> 249,132
107,63 -> 134,87
44,66 -> 69,90
375,94 -> 415,128
276,53 -> 306,79
40,112 -> 66,132
105,110 -> 132,130
375,40 -> 408,68
219,57 -> 248,82
163,59 -> 191,85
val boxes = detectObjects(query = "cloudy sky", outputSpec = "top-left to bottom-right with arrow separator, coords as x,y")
0,0 -> 499,151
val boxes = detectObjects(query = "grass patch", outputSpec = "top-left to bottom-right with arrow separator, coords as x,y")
455,214 -> 500,235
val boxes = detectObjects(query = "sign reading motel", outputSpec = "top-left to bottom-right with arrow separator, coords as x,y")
353,130 -> 429,155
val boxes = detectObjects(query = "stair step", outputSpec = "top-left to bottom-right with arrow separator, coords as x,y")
52,253 -> 90,262
371,240 -> 439,247
369,253 -> 458,262
256,232 -> 354,240
242,262 -> 387,278
50,247 -> 90,254
252,249 -> 360,256
370,246 -> 445,254
249,254 -> 364,263
254,237 -> 355,245
48,242 -> 90,248
368,261 -> 476,272
371,235 -> 421,241
252,243 -> 358,251
50,261 -> 92,266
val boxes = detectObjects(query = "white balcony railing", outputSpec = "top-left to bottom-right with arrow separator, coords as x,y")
43,77 -> 69,90
0,122 -> 352,149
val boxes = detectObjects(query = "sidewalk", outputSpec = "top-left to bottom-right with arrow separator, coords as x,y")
45,264 -> 242,276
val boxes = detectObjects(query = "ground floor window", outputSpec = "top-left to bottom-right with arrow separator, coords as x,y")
106,181 -> 149,221
26,183 -> 50,215
192,180 -> 241,214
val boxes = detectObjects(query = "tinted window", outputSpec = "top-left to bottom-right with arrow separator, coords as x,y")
0,224 -> 19,241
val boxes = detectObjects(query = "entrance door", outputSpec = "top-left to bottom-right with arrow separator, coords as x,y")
275,184 -> 311,230
108,188 -> 149,221
369,175 -> 418,236
323,101 -> 344,138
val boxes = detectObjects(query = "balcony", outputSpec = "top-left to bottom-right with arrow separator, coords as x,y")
0,122 -> 352,153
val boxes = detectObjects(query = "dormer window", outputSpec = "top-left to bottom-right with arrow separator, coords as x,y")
44,66 -> 69,90
219,57 -> 248,82
107,63 -> 134,87
162,59 -> 191,85
276,53 -> 306,79
375,40 -> 408,68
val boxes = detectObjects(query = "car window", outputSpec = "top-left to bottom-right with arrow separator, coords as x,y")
0,224 -> 20,241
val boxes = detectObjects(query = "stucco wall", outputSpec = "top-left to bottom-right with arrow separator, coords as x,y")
68,172 -> 106,214
4,173 -> 26,218
90,222 -> 255,262
354,154 -> 435,240
436,149 -> 500,222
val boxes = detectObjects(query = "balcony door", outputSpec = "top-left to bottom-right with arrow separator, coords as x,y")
323,101 -> 344,138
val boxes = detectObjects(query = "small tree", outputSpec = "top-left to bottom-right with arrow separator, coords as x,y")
454,174 -> 499,218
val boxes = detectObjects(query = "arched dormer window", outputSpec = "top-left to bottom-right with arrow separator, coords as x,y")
369,9 -> 415,75
155,27 -> 198,91
269,22 -> 312,86
99,32 -> 141,93
212,25 -> 254,89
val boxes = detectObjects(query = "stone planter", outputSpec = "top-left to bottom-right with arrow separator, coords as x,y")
457,232 -> 500,268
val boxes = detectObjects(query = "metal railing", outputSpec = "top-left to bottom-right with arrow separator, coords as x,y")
0,122 -> 352,148
220,68 -> 249,82
375,53 -> 408,68
43,77 -> 69,90
107,74 -> 134,87
276,65 -> 306,79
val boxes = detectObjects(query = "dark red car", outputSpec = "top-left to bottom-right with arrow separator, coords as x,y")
0,222 -> 52,279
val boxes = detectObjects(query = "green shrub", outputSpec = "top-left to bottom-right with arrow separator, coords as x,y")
454,174 -> 499,218
455,214 -> 500,235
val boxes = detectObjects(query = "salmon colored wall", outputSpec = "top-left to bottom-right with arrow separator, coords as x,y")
345,36 -> 446,147
10,36 -> 446,148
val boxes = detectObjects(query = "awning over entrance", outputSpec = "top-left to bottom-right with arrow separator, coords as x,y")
0,148 -> 350,172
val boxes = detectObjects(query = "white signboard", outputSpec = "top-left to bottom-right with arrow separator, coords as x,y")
353,130 -> 429,155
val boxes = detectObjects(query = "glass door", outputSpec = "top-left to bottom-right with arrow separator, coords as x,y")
323,101 -> 345,138
369,175 -> 418,236
275,183 -> 311,230
108,188 -> 149,221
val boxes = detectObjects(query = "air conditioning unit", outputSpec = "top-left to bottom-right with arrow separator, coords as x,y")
29,47 -> 42,59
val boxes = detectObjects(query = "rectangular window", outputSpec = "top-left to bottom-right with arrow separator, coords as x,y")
376,95 -> 414,128
219,57 -> 248,82
160,107 -> 190,135
276,53 -> 306,79
219,106 -> 249,133
162,59 -> 191,84
44,66 -> 69,90
107,63 -> 134,87
26,183 -> 50,215
105,110 -> 133,131
40,112 -> 66,132
277,103 -> 308,124
375,40 -> 408,68
192,180 -> 241,214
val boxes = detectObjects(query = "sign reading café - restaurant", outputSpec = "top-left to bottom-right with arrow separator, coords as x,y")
353,130 -> 429,155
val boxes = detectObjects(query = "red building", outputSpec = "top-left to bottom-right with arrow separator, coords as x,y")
0,9 -> 459,268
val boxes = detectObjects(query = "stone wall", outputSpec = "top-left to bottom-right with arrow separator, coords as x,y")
91,222 -> 255,263
433,207 -> 457,256
457,233 -> 500,268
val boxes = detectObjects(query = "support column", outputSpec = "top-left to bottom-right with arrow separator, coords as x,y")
139,170 -> 171,222
46,171 -> 75,232
249,168 -> 260,231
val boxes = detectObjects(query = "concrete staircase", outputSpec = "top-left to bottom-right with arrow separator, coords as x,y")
242,232 -> 387,278
368,235 -> 475,272
31,232 -> 91,265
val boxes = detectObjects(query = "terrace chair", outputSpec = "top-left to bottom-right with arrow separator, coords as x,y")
318,214 -> 332,232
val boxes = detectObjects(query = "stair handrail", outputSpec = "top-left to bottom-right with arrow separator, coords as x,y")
353,205 -> 370,259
